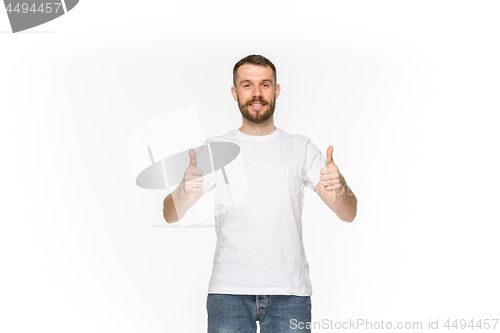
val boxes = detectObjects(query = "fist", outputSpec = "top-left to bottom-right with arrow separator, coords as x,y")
319,146 -> 345,195
181,149 -> 204,194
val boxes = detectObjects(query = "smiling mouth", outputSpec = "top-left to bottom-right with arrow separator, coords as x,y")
248,99 -> 266,109
249,103 -> 265,111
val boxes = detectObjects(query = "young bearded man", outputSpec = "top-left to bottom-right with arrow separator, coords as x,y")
163,54 -> 357,333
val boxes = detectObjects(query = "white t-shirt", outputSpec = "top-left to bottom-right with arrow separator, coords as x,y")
199,127 -> 326,296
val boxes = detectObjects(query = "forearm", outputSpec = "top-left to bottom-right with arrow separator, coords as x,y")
163,191 -> 180,223
333,184 -> 357,222
162,186 -> 202,223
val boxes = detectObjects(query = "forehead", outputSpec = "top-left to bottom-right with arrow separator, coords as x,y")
236,64 -> 274,84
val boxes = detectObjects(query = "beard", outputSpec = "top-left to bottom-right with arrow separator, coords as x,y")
237,95 -> 276,124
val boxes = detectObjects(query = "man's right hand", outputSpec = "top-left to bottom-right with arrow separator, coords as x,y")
180,149 -> 204,194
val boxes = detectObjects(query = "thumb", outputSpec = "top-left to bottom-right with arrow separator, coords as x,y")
326,146 -> 335,167
189,149 -> 197,167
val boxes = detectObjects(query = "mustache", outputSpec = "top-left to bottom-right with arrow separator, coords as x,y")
244,97 -> 269,106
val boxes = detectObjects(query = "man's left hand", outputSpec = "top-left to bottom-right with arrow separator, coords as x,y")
319,146 -> 346,195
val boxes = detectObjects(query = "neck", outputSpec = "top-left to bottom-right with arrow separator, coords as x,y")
239,119 -> 276,136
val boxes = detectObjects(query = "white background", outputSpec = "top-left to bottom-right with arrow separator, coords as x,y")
1,1 -> 499,332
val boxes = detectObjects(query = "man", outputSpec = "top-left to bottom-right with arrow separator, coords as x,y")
163,55 -> 357,333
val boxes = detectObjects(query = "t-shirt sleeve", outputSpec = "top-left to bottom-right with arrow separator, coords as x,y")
303,140 -> 327,191
195,139 -> 217,195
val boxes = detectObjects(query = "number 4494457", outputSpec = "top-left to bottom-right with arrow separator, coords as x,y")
6,2 -> 62,14
444,319 -> 498,330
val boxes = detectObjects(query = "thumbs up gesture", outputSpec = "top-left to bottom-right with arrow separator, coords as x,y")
180,149 -> 204,195
319,146 -> 345,195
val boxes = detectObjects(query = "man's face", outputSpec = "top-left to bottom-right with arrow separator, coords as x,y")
231,64 -> 281,124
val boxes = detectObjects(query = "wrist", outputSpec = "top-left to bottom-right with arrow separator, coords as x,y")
172,185 -> 187,201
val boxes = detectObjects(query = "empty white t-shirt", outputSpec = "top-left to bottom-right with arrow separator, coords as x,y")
199,127 -> 326,296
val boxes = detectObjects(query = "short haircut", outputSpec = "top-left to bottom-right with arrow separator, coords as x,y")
233,54 -> 277,87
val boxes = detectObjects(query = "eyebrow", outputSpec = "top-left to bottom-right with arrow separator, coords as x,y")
239,79 -> 274,86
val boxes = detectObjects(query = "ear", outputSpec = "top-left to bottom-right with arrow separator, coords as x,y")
231,86 -> 238,101
274,83 -> 281,99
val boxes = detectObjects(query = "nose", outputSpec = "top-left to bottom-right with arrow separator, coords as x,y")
251,85 -> 262,99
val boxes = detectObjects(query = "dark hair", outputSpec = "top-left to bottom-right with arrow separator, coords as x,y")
233,54 -> 277,87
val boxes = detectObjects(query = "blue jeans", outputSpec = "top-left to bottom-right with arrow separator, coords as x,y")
207,294 -> 312,333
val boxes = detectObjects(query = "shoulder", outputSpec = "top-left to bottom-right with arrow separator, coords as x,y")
278,128 -> 314,146
280,129 -> 323,157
